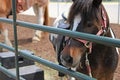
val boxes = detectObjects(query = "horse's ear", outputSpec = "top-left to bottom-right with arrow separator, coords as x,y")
93,0 -> 102,7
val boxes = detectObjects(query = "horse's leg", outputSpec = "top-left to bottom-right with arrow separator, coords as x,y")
0,23 -> 12,47
32,4 -> 45,42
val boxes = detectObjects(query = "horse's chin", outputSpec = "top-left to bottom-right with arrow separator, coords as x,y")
61,60 -> 79,68
65,63 -> 79,69
61,61 -> 71,68
71,62 -> 80,68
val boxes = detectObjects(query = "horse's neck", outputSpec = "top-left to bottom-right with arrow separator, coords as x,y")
27,0 -> 35,7
25,0 -> 32,8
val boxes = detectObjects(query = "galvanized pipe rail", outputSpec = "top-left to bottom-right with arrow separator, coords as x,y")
0,18 -> 120,47
0,43 -> 96,80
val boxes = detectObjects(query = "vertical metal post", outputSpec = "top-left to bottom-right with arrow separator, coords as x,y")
57,0 -> 60,16
12,0 -> 20,80
118,0 -> 120,24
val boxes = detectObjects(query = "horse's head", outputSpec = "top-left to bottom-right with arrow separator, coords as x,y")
60,0 -> 109,68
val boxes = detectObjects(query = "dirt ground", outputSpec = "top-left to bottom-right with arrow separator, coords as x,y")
0,14 -> 120,80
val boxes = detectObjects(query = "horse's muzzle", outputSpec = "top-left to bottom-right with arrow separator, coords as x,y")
60,54 -> 74,68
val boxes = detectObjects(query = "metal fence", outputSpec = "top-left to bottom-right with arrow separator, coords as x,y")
0,0 -> 120,80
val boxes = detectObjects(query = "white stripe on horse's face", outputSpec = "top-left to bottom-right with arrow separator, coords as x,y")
72,14 -> 81,31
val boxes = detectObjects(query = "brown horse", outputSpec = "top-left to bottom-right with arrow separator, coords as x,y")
0,0 -> 49,46
50,0 -> 119,80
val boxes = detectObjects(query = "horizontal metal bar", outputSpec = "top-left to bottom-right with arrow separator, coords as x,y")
0,66 -> 25,80
0,18 -> 120,47
0,43 -> 96,80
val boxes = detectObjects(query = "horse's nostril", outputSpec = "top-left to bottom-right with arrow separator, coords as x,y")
63,55 -> 73,64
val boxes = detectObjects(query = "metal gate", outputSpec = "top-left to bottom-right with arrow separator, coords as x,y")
0,0 -> 120,80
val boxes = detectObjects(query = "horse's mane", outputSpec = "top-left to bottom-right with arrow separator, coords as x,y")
67,0 -> 104,26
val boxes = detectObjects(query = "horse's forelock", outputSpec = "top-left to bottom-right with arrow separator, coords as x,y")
68,0 -> 102,27
68,0 -> 93,23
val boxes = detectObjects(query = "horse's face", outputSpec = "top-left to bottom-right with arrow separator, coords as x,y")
61,38 -> 87,68
60,0 -> 107,68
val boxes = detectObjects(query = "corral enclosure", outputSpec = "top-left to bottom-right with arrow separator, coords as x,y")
0,1 -> 120,80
